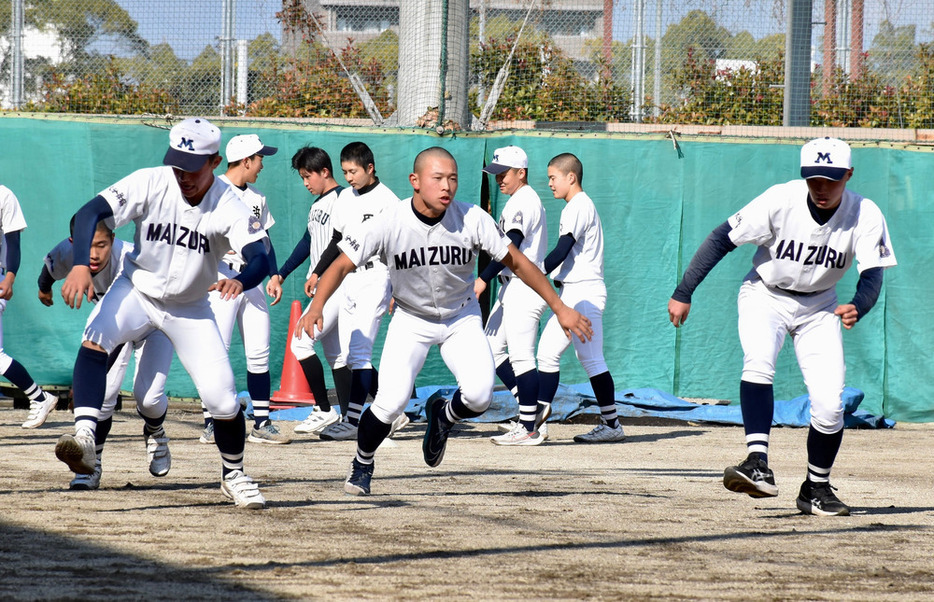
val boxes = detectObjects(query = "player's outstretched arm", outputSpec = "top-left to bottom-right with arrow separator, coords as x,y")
668,298 -> 691,327
297,253 -> 356,339
501,245 -> 592,343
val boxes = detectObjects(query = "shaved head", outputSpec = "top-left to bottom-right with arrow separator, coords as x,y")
413,147 -> 456,174
547,153 -> 583,185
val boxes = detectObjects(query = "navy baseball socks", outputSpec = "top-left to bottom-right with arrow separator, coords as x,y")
796,426 -> 849,516
343,409 -> 391,495
56,346 -> 108,475
724,381 -> 778,498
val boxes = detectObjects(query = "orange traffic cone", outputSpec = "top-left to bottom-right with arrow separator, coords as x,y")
271,299 -> 316,409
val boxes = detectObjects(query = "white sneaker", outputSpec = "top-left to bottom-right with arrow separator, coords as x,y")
388,413 -> 410,438
538,422 -> 549,440
199,422 -> 214,444
70,459 -> 102,490
293,407 -> 339,434
319,419 -> 358,441
146,427 -> 171,477
221,470 -> 266,509
496,420 -> 519,433
491,422 -> 544,446
55,432 -> 97,474
22,391 -> 57,429
573,423 -> 626,443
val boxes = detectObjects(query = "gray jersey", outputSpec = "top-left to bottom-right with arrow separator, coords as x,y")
339,198 -> 510,321
44,238 -> 132,301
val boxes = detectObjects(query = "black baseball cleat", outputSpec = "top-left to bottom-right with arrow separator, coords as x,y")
344,459 -> 374,496
723,454 -> 779,498
796,480 -> 850,516
422,397 -> 453,467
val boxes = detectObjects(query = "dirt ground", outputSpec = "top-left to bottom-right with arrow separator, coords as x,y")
1,401 -> 933,601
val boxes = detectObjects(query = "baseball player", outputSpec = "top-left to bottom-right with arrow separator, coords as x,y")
0,184 -> 59,429
56,117 -> 271,509
668,137 -> 897,516
296,146 -> 593,496
268,146 -> 349,435
473,146 -> 550,446
38,219 -> 173,490
308,141 -> 399,441
201,133 -> 291,445
535,153 -> 625,444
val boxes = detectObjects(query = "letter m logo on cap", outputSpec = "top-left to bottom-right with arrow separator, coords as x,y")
178,137 -> 196,151
815,151 -> 833,164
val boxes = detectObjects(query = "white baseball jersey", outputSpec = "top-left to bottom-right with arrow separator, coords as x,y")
497,184 -> 547,276
45,238 -> 132,301
331,182 -> 400,269
98,166 -> 267,304
306,186 -> 342,279
218,174 -> 275,271
551,191 -> 604,284
728,180 -> 897,292
0,185 -> 27,272
339,198 -> 511,321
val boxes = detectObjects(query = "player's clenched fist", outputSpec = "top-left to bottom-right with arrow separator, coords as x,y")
834,303 -> 859,330
61,265 -> 95,309
668,298 -> 691,327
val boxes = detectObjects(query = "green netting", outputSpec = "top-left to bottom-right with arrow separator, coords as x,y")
0,116 -> 929,421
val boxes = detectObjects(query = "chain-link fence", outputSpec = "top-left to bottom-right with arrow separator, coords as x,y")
2,1 -> 933,132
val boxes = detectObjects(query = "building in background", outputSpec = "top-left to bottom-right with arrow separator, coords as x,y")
287,0 -> 605,62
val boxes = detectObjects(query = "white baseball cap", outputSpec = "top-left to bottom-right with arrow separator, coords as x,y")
482,146 -> 528,175
226,134 -> 278,163
800,137 -> 852,181
163,117 -> 221,172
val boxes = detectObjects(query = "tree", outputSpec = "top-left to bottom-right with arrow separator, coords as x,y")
868,21 -> 918,86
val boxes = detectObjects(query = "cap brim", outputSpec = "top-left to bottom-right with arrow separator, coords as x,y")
164,148 -> 211,172
257,145 -> 278,156
482,162 -> 510,175
801,166 -> 849,181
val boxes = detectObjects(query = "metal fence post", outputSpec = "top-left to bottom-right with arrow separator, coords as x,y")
783,0 -> 813,127
11,0 -> 24,109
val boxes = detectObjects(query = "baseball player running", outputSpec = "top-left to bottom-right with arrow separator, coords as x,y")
57,117 -> 271,509
269,146 -> 349,435
473,146 -> 550,446
202,133 -> 291,445
668,137 -> 897,516
0,184 -> 59,429
38,219 -> 173,489
536,153 -> 625,444
297,146 -> 592,496
309,142 -> 399,441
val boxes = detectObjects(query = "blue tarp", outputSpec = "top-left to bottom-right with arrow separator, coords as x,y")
270,384 -> 894,429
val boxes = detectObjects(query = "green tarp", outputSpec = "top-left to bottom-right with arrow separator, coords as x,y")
0,116 -> 929,420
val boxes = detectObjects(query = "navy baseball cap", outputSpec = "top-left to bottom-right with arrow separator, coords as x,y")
800,137 -> 852,181
163,117 -> 221,172
225,134 -> 278,163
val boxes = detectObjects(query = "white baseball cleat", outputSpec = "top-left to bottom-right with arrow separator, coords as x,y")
70,460 -> 102,490
293,407 -> 339,434
146,427 -> 171,477
221,470 -> 266,509
55,432 -> 97,474
22,391 -> 58,429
